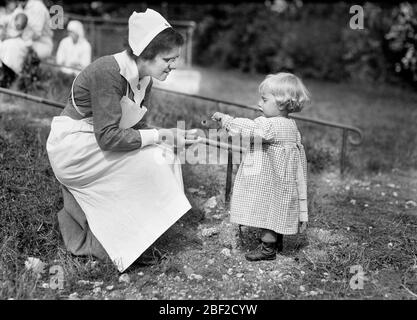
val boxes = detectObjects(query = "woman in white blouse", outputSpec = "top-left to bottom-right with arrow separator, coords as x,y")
56,20 -> 92,75
21,0 -> 53,59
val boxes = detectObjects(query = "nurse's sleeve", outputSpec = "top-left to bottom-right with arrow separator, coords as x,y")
89,67 -> 150,151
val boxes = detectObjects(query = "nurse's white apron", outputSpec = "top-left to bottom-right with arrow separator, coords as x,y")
46,65 -> 191,272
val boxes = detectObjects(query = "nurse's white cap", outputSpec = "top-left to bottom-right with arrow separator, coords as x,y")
128,9 -> 171,56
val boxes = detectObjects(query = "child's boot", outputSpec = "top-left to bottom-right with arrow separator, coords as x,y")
245,241 -> 277,261
245,229 -> 280,261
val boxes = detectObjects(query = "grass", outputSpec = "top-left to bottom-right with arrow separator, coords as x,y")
0,65 -> 417,299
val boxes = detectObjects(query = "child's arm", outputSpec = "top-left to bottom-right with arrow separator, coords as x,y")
212,112 -> 275,141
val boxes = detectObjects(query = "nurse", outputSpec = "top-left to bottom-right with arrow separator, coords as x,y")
46,9 -> 197,272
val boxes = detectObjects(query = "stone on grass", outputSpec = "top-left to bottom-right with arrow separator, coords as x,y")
24,257 -> 46,275
221,248 -> 231,257
118,274 -> 130,284
190,274 -> 203,281
201,227 -> 219,237
68,292 -> 79,300
203,197 -> 217,210
405,200 -> 417,209
187,187 -> 200,194
183,266 -> 194,277
93,287 -> 101,294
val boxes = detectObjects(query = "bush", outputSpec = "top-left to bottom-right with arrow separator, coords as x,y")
341,2 -> 394,83
385,2 -> 417,83
192,1 -> 415,85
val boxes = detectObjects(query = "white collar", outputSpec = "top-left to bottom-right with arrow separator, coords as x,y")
113,50 -> 150,104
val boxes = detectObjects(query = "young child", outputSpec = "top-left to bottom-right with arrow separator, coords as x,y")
212,72 -> 310,261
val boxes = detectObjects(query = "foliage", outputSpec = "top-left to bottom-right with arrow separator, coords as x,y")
192,1 -> 415,85
341,3 -> 394,83
385,2 -> 417,83
16,48 -> 42,93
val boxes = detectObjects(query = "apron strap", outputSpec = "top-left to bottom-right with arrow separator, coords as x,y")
71,75 -> 87,117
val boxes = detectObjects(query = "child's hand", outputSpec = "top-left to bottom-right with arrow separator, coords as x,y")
212,112 -> 226,123
298,221 -> 308,234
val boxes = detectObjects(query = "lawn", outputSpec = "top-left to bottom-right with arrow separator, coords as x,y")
0,66 -> 416,300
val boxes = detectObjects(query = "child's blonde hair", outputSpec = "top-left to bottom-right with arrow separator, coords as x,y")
259,72 -> 310,113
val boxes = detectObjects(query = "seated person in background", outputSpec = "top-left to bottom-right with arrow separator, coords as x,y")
0,7 -> 7,40
56,20 -> 92,76
0,12 -> 31,87
21,0 -> 53,60
0,1 -> 22,41
4,10 -> 27,39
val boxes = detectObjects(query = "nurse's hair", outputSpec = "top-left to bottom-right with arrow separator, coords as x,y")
259,72 -> 310,113
126,27 -> 184,61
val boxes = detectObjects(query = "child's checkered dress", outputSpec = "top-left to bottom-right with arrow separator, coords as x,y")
222,115 -> 308,235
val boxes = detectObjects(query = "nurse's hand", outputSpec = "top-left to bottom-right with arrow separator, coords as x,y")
158,128 -> 200,148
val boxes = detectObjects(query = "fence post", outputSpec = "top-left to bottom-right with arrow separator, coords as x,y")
187,26 -> 194,66
225,135 -> 233,205
340,128 -> 348,176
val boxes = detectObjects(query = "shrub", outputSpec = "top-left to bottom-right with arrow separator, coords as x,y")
385,2 -> 417,83
341,2 -> 394,83
192,1 -> 415,85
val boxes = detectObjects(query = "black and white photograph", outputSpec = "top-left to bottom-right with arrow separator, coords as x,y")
0,0 -> 416,306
